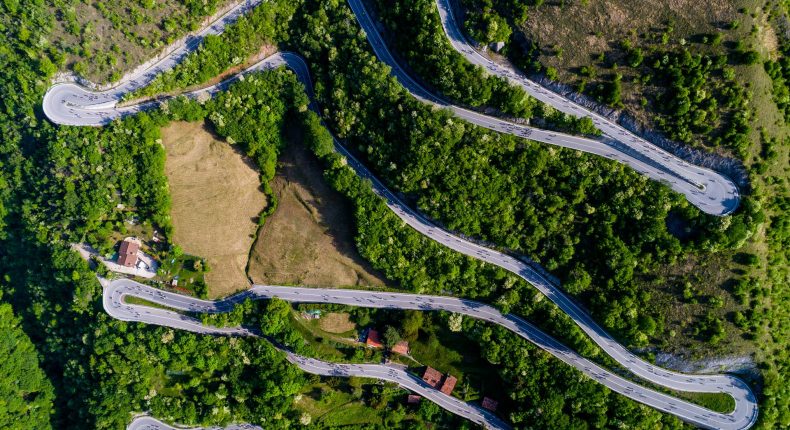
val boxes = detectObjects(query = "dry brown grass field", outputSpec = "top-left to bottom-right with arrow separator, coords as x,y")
161,121 -> 265,298
248,138 -> 388,289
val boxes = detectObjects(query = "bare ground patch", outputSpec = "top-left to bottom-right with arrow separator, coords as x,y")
161,121 -> 265,298
248,135 -> 388,289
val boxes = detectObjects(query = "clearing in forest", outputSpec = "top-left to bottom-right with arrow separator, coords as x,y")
247,136 -> 387,289
161,121 -> 265,298
317,312 -> 357,334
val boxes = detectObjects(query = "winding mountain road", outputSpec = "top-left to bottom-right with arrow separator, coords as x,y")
41,0 -> 739,215
41,0 -> 757,428
106,280 -> 509,430
347,0 -> 739,216
108,279 -> 756,430
430,0 -> 740,216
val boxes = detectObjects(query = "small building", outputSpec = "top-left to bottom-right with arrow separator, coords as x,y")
118,239 -> 140,267
422,367 -> 443,389
391,340 -> 409,355
407,394 -> 421,404
365,328 -> 383,348
439,375 -> 457,395
304,309 -> 322,319
481,397 -> 499,412
491,41 -> 506,53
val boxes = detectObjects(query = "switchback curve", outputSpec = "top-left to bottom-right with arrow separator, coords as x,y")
40,1 -> 756,428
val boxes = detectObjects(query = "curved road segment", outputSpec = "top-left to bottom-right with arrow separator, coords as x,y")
106,280 -> 509,430
40,1 -> 756,429
109,279 -> 755,430
42,0 -> 265,126
128,416 -> 261,430
41,0 -> 738,215
429,0 -> 740,216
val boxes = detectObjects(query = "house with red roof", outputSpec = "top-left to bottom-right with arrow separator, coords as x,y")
391,340 -> 409,355
365,328 -> 383,348
422,367 -> 443,389
118,239 -> 140,267
439,374 -> 457,395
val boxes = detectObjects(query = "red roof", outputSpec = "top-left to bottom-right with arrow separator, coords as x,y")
422,367 -> 442,388
407,394 -> 421,404
482,397 -> 499,411
439,375 -> 457,395
365,328 -> 383,348
118,240 -> 139,267
391,340 -> 409,355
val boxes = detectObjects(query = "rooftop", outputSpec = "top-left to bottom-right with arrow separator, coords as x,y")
391,340 -> 409,355
439,374 -> 457,395
422,367 -> 442,389
118,239 -> 140,267
365,328 -> 383,348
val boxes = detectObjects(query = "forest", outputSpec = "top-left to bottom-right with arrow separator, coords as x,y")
0,301 -> 54,429
0,0 -> 788,428
458,0 -> 760,158
286,0 -> 762,352
370,0 -> 600,136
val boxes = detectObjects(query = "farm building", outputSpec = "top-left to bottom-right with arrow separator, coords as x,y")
439,375 -> 457,395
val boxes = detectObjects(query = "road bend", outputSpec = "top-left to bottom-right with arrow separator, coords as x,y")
52,51 -> 758,430
109,279 -> 755,430
40,0 -> 739,215
346,0 -> 739,216
106,280 -> 509,430
41,2 -> 756,428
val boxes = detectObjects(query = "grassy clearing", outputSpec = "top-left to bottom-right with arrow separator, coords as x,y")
318,312 -> 357,334
513,0 -> 743,129
124,295 -> 179,312
639,251 -> 756,356
289,310 -> 382,363
294,382 -> 385,426
408,316 -> 504,402
247,131 -> 388,289
677,391 -> 736,414
161,121 -> 265,299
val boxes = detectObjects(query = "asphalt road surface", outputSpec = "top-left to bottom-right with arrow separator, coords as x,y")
42,0 -> 265,126
346,0 -> 739,216
41,1 -> 757,428
108,279 -> 756,430
41,0 -> 738,215
106,280 -> 510,430
127,416 -> 261,430
55,39 -> 757,430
